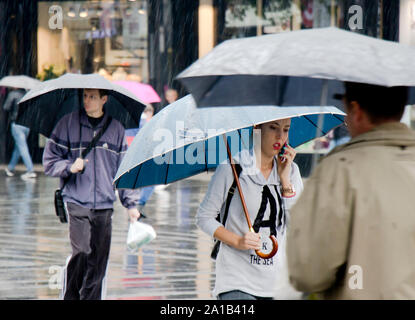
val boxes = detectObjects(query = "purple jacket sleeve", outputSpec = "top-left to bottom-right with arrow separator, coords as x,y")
117,133 -> 140,209
42,117 -> 73,179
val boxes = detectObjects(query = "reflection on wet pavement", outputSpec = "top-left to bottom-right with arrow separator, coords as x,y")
0,171 -> 215,300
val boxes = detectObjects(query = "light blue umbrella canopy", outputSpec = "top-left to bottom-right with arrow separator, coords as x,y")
114,95 -> 345,189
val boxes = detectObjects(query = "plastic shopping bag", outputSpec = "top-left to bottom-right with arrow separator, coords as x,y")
126,220 -> 156,251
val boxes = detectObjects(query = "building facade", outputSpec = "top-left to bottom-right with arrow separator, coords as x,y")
1,0 -> 414,164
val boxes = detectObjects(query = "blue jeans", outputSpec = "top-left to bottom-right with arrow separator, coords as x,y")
138,186 -> 155,206
8,123 -> 34,172
218,290 -> 273,300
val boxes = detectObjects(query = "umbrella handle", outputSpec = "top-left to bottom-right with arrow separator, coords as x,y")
254,232 -> 278,259
223,134 -> 278,260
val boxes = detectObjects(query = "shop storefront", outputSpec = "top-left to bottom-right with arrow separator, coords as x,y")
0,0 -> 198,163
37,1 -> 149,82
198,0 -> 411,176
1,0 -> 414,165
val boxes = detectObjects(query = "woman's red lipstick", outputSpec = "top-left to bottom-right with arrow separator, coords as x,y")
273,143 -> 281,150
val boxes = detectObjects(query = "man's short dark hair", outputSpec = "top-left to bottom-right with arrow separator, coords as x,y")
98,89 -> 109,97
344,82 -> 408,123
83,88 -> 109,98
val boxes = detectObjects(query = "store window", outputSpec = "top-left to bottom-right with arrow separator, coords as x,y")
218,0 -> 344,42
37,1 -> 148,82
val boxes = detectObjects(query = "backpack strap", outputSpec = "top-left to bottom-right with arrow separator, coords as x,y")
81,115 -> 112,159
220,163 -> 243,227
62,113 -> 112,190
211,163 -> 242,259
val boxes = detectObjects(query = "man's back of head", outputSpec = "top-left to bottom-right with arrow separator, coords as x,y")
343,82 -> 409,137
344,82 -> 408,123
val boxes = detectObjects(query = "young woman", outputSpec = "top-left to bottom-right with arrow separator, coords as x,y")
196,118 -> 304,300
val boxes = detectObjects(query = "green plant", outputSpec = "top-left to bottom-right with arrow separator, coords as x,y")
36,65 -> 63,81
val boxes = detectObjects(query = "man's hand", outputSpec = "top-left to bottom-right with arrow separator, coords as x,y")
70,157 -> 88,174
128,207 -> 141,223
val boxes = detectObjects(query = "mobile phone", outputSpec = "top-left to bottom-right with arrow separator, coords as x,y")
278,143 -> 287,158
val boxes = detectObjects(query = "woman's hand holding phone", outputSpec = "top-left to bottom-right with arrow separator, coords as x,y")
277,142 -> 296,186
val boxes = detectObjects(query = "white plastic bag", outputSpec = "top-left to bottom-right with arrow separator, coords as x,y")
126,220 -> 156,251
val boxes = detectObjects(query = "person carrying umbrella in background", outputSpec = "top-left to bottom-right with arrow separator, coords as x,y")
125,104 -> 156,211
197,118 -> 304,300
43,88 -> 141,300
286,82 -> 415,299
1,75 -> 40,180
3,87 -> 36,179
135,104 -> 156,210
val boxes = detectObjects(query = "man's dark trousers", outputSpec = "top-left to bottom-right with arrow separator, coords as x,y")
63,202 -> 113,300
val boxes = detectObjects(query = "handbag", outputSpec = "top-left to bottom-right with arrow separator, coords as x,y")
54,115 -> 112,223
54,188 -> 68,223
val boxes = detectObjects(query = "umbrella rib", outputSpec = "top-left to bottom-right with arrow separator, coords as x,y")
164,152 -> 172,185
303,115 -> 327,136
332,113 -> 345,123
204,140 -> 208,173
133,163 -> 143,189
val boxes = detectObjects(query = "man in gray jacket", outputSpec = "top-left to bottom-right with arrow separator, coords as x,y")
43,88 -> 141,300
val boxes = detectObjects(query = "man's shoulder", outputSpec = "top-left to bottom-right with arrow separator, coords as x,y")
50,111 -> 79,139
108,117 -> 124,131
59,110 -> 79,123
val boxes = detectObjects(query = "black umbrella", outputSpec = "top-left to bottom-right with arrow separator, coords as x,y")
16,73 -> 147,137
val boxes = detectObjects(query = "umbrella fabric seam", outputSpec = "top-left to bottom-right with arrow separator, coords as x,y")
303,115 -> 326,135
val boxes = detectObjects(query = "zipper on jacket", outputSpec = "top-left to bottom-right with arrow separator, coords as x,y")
94,147 -> 96,209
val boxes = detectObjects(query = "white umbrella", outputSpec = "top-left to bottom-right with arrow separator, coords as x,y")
0,75 -> 41,90
114,95 -> 345,189
177,27 -> 415,107
115,95 -> 345,260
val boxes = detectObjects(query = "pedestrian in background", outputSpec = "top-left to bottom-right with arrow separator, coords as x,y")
327,124 -> 350,152
3,87 -> 36,179
165,88 -> 178,105
197,118 -> 304,300
43,88 -> 141,300
136,104 -> 156,210
286,82 -> 415,299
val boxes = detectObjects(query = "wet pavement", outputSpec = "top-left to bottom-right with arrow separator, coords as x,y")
0,165 -> 216,300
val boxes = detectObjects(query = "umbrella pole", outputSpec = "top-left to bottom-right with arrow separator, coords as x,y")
222,134 -> 278,259
312,79 -> 328,172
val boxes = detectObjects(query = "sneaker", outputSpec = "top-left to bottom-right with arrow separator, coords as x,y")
5,168 -> 15,177
21,171 -> 37,179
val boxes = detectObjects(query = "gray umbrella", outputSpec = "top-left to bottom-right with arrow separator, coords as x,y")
16,73 -> 146,137
0,75 -> 41,90
177,27 -> 415,107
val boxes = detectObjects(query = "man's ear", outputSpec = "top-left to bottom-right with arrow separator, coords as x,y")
102,95 -> 108,104
349,100 -> 363,123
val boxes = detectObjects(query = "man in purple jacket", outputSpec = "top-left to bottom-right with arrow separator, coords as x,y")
43,88 -> 141,300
